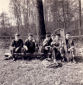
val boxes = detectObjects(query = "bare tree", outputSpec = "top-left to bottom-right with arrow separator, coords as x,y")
78,0 -> 82,35
10,0 -> 22,33
0,12 -> 12,36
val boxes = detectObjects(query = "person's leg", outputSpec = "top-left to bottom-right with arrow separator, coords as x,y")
60,47 -> 67,62
12,48 -> 17,61
56,50 -> 62,61
41,47 -> 48,59
13,47 -> 22,61
23,49 -> 29,60
52,48 -> 58,63
67,51 -> 71,62
70,48 -> 76,62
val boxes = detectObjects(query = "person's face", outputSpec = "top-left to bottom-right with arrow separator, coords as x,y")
66,34 -> 70,39
55,35 -> 59,40
28,36 -> 33,41
46,37 -> 50,40
51,35 -> 55,40
15,35 -> 19,40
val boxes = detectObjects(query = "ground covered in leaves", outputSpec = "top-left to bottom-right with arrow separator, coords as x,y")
0,48 -> 83,85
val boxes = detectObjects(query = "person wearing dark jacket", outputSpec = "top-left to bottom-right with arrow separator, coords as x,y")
66,33 -> 75,62
41,33 -> 52,55
23,34 -> 35,54
11,33 -> 23,60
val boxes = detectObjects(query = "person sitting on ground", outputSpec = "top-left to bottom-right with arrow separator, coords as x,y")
51,34 -> 64,62
10,33 -> 23,61
23,33 -> 35,54
65,32 -> 75,62
41,33 -> 52,58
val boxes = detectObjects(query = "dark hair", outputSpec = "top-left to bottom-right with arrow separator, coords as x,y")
28,33 -> 33,37
56,33 -> 60,37
46,33 -> 51,37
66,32 -> 71,35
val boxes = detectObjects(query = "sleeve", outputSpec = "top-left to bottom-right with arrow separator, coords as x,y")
20,39 -> 23,47
50,38 -> 53,43
60,40 -> 63,47
43,39 -> 48,46
24,40 -> 28,46
51,41 -> 55,46
34,42 -> 36,48
33,42 -> 36,51
71,40 -> 74,46
11,40 -> 15,47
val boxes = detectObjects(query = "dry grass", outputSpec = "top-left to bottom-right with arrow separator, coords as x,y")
0,48 -> 83,85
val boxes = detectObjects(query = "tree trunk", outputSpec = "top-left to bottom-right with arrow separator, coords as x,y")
78,0 -> 81,35
36,0 -> 46,41
62,0 -> 66,32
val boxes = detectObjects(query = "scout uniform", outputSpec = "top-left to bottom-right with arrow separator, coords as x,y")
41,34 -> 52,54
11,33 -> 23,60
23,34 -> 35,54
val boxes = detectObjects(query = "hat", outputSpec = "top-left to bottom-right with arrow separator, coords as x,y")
46,33 -> 51,37
56,33 -> 60,37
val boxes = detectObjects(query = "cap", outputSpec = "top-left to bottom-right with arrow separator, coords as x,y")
56,33 -> 60,37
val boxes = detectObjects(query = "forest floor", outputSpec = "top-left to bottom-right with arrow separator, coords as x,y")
0,44 -> 83,85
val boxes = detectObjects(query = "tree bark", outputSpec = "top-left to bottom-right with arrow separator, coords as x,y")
36,0 -> 46,41
78,0 -> 81,35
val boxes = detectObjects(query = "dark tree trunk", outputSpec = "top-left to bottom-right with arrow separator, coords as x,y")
78,0 -> 81,35
36,0 -> 46,41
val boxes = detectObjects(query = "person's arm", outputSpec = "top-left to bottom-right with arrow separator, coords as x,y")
20,39 -> 23,47
68,39 -> 75,51
10,40 -> 15,52
43,39 -> 48,46
51,41 -> 56,46
11,40 -> 15,47
71,40 -> 74,46
23,45 -> 28,50
33,42 -> 36,51
15,39 -> 23,51
11,40 -> 15,48
23,40 -> 29,50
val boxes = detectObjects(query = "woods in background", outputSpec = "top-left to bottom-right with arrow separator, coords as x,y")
0,0 -> 82,40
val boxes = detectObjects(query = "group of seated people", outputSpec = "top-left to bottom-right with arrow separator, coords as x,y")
10,32 -> 75,62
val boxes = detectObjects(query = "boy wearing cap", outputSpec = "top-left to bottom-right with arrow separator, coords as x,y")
23,34 -> 35,54
41,33 -> 52,55
11,33 -> 23,60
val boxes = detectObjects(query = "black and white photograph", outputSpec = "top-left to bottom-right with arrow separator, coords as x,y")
0,0 -> 83,85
